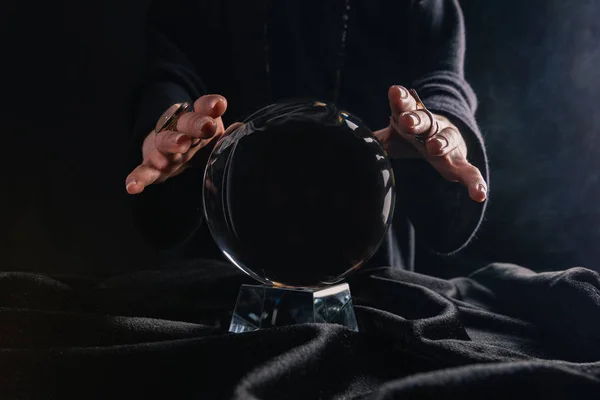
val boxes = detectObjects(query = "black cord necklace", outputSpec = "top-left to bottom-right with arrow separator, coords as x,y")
262,0 -> 352,104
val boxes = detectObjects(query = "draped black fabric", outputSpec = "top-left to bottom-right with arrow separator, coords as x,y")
1,262 -> 599,398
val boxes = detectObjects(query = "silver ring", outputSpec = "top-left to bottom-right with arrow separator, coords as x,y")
390,89 -> 440,146
408,89 -> 439,146
155,102 -> 192,135
413,109 -> 440,145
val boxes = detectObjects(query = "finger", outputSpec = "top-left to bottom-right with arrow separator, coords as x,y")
395,110 -> 433,136
388,85 -> 418,116
155,129 -> 194,155
146,149 -> 180,172
186,122 -> 245,169
175,114 -> 218,140
454,162 -> 488,202
125,165 -> 162,194
425,126 -> 460,157
193,94 -> 227,119
185,122 -> 241,161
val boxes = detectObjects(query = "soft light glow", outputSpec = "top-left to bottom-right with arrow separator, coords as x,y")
345,119 -> 359,130
382,187 -> 393,222
382,169 -> 390,186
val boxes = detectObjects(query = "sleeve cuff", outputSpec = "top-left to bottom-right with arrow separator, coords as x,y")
392,73 -> 489,255
128,82 -> 205,251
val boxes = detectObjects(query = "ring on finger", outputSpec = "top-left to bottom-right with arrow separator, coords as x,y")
155,102 -> 192,136
155,102 -> 201,152
408,89 -> 440,146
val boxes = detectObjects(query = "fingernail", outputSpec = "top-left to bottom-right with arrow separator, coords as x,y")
210,98 -> 222,111
172,133 -> 185,144
397,86 -> 409,99
434,137 -> 447,151
477,183 -> 487,194
126,178 -> 137,191
400,112 -> 420,127
201,119 -> 217,135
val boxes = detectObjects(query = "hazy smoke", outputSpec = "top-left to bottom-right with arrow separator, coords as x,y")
458,0 -> 600,271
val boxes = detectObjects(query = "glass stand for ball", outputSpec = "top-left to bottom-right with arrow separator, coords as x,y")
229,283 -> 359,333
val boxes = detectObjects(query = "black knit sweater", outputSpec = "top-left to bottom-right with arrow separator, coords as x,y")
131,0 -> 489,270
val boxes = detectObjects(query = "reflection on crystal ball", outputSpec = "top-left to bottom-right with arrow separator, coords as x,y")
203,100 -> 395,288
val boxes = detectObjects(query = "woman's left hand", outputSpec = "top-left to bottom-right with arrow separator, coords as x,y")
374,85 -> 487,203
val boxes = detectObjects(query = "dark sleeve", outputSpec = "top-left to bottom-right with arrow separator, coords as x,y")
128,11 -> 208,252
391,0 -> 489,255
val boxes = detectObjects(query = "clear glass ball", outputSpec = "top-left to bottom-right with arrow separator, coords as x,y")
203,100 -> 395,288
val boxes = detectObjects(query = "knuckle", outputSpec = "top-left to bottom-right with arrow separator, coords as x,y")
157,130 -> 174,145
167,131 -> 182,146
175,113 -> 190,132
194,116 -> 211,132
194,94 -> 220,113
444,125 -> 460,136
177,113 -> 199,134
438,131 -> 454,148
414,110 -> 428,125
443,126 -> 461,144
155,132 -> 176,152
193,96 -> 208,111
397,97 -> 416,112
149,153 -> 170,171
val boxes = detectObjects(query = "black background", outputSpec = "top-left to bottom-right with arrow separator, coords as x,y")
458,0 -> 600,275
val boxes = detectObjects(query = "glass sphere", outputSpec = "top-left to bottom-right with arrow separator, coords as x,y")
203,100 -> 395,288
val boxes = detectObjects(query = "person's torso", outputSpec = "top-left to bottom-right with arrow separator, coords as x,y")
179,0 -> 418,269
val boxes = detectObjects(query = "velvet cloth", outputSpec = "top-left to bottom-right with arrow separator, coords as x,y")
1,262 -> 599,398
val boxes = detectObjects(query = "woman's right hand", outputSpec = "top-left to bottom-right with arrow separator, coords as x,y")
126,94 -> 232,194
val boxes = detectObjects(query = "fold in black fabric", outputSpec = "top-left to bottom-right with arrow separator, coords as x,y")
1,262 -> 598,398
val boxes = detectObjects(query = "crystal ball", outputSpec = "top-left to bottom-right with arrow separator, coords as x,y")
203,100 -> 395,288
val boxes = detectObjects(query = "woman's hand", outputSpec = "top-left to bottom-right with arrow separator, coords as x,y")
374,85 -> 487,203
126,94 -> 233,194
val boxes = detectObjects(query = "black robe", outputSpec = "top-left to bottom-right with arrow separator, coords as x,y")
130,0 -> 489,271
